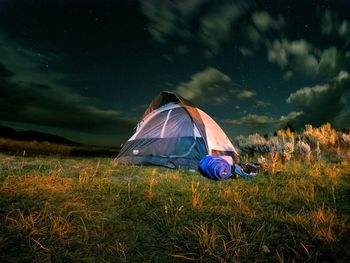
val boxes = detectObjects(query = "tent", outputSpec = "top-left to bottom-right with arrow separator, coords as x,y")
114,91 -> 240,169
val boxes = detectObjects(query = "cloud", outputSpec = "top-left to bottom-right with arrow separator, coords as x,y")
242,9 -> 348,79
0,33 -> 67,86
243,11 -> 285,46
222,111 -> 302,137
267,38 -> 319,75
321,9 -> 350,45
266,36 -> 349,79
333,111 -> 350,128
0,62 -> 14,78
286,70 -> 350,126
223,111 -> 301,126
283,71 -> 293,80
0,65 -> 134,132
318,46 -> 342,76
254,100 -> 271,108
321,9 -> 335,36
0,33 -> 134,133
242,11 -> 286,49
220,112 -> 302,135
175,67 -> 233,104
239,46 -> 254,56
251,11 -> 285,31
236,90 -> 256,100
338,20 -> 349,36
141,0 -> 200,43
338,19 -> 350,45
225,114 -> 276,125
267,39 -> 288,67
199,2 -> 243,55
244,25 -> 263,46
141,0 -> 253,56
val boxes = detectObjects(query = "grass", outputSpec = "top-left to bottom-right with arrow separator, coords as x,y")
0,154 -> 349,262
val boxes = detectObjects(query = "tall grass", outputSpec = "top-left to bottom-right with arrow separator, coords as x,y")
0,152 -> 349,262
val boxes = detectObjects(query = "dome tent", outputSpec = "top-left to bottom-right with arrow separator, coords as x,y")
114,91 -> 240,169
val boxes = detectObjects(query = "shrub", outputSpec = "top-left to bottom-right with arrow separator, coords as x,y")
342,133 -> 350,144
303,123 -> 338,146
234,133 -> 269,154
295,141 -> 312,161
276,127 -> 294,139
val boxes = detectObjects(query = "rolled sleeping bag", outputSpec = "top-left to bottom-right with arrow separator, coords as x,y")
199,156 -> 233,180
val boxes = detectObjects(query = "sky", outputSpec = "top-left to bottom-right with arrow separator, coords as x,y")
0,0 -> 349,146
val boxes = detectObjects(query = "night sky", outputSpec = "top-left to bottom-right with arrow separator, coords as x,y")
0,0 -> 349,146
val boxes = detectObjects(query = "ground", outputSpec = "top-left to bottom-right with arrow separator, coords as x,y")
0,154 -> 349,262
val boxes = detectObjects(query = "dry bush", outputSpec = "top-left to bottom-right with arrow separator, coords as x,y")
295,141 -> 312,162
342,133 -> 350,144
303,123 -> 338,145
276,127 -> 295,139
234,124 -> 350,177
234,133 -> 269,154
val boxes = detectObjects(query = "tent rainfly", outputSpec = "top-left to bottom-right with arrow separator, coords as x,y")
114,91 -> 240,169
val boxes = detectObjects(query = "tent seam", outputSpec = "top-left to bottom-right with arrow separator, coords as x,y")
160,109 -> 172,138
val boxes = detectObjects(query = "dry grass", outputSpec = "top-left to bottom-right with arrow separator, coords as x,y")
0,152 -> 349,262
191,181 -> 203,208
290,206 -> 348,244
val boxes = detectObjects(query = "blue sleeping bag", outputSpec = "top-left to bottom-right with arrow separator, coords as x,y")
199,156 -> 232,180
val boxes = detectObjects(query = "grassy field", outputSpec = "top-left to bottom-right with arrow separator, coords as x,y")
0,153 -> 349,262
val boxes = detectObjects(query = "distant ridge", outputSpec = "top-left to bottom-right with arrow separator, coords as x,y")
0,124 -> 78,145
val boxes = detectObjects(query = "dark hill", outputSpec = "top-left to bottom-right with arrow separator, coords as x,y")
0,124 -> 78,145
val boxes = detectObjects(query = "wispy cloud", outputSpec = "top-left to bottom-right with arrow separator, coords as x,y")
236,90 -> 256,100
254,100 -> 271,108
0,32 -> 134,133
266,37 -> 348,78
267,38 -> 319,76
338,19 -> 350,45
239,8 -> 349,80
141,0 -> 199,44
239,46 -> 254,56
199,1 -> 244,55
321,9 -> 335,36
320,8 -> 350,44
283,71 -> 293,80
251,11 -> 285,32
141,0 -> 254,56
224,111 -> 301,126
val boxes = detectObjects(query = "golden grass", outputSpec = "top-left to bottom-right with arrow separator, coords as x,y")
290,206 -> 348,244
0,154 -> 349,262
191,181 -> 203,208
1,173 -> 73,198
